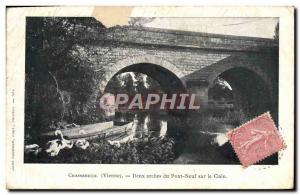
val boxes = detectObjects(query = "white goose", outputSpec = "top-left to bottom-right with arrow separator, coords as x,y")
45,130 -> 73,157
74,130 -> 90,150
25,144 -> 42,156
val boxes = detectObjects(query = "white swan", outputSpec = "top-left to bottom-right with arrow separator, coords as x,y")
74,130 -> 90,150
25,144 -> 41,156
45,130 -> 73,157
75,139 -> 90,150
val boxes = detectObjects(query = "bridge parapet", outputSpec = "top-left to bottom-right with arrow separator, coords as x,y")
100,26 -> 278,52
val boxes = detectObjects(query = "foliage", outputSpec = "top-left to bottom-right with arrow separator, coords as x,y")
25,17 -> 106,141
273,22 -> 279,40
209,76 -> 233,101
105,72 -> 161,95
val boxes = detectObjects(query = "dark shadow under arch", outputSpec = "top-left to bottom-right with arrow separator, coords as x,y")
208,67 -> 274,119
102,63 -> 188,157
105,63 -> 186,94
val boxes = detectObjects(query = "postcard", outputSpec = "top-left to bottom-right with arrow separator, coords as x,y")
6,6 -> 294,189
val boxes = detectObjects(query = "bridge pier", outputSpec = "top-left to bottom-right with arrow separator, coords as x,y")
185,80 -> 210,111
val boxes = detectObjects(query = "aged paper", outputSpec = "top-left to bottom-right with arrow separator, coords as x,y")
6,6 -> 294,189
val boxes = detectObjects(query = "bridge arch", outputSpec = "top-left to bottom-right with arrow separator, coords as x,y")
100,55 -> 186,93
207,56 -> 276,119
206,62 -> 272,91
188,54 -> 275,117
97,56 -> 188,155
208,66 -> 272,116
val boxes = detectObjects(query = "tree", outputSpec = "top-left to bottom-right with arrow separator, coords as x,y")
274,22 -> 279,40
25,17 -> 106,141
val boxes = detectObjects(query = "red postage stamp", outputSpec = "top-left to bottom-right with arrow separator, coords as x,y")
227,112 -> 286,167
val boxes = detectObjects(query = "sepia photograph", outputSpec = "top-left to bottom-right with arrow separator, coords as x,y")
5,6 -> 294,189
24,16 -> 279,164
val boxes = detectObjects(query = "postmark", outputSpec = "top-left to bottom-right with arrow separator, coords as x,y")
227,112 -> 286,167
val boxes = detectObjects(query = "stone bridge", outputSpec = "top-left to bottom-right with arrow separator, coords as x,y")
77,26 -> 278,116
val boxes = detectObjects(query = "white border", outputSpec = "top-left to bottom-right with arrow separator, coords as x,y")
2,1 -> 293,192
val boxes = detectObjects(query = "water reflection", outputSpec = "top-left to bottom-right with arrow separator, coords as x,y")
115,112 -> 168,140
